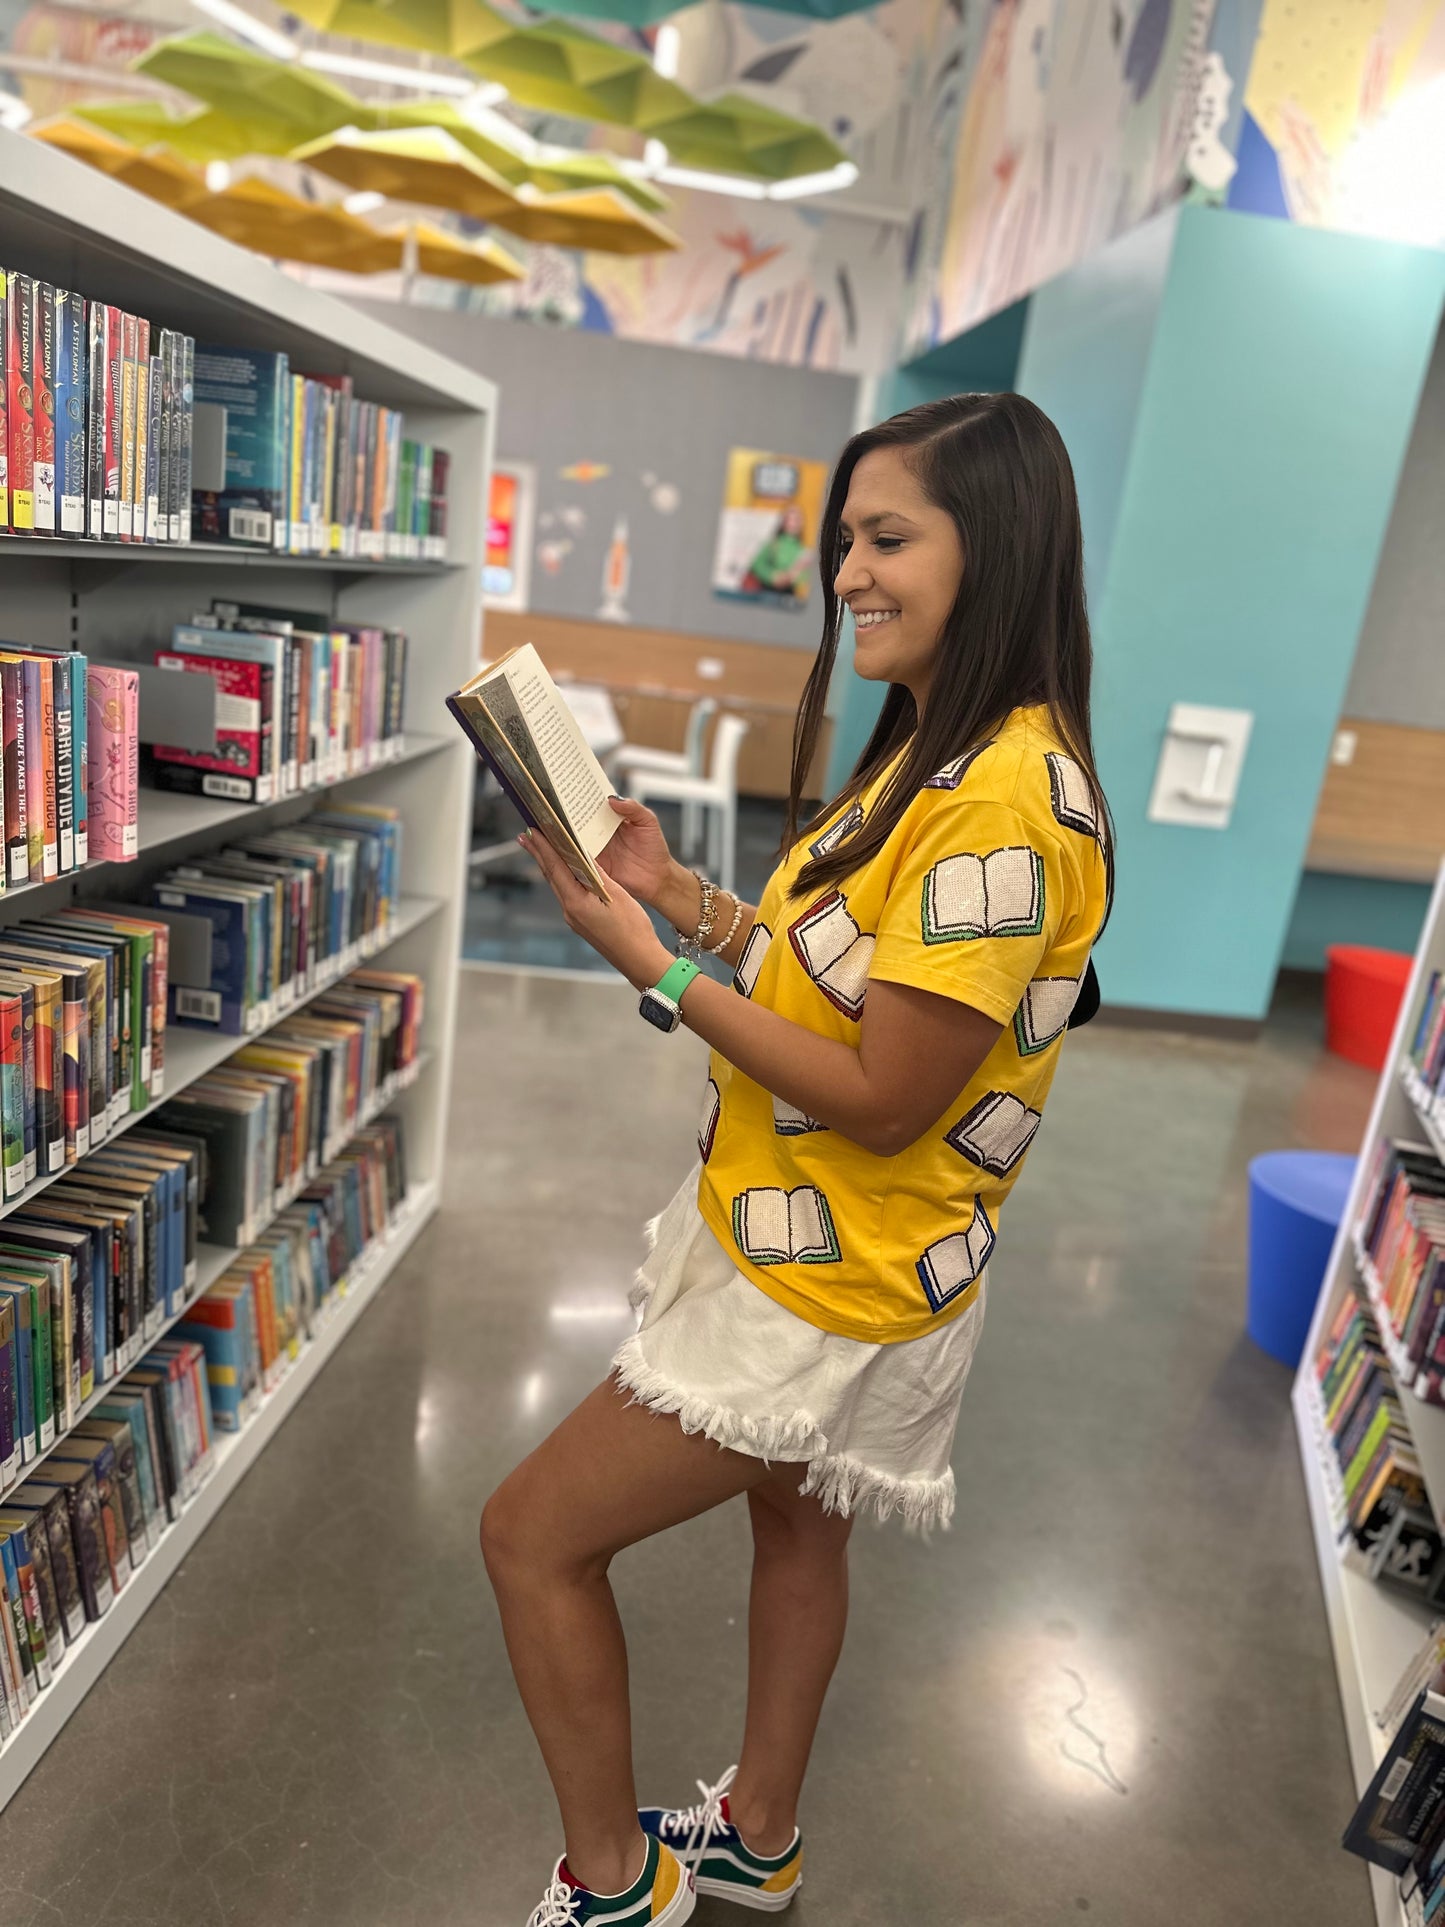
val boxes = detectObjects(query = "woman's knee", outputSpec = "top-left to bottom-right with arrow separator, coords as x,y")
748,1472 -> 853,1559
480,1466 -> 608,1591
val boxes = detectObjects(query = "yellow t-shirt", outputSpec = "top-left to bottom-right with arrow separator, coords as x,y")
696,704 -> 1108,1344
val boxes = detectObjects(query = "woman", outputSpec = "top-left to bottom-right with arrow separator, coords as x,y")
484,393 -> 1113,1926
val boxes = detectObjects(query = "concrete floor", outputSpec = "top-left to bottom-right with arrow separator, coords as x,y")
0,966 -> 1377,1925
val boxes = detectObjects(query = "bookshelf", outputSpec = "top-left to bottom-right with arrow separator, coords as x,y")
1293,861 -> 1445,1927
0,128 -> 490,1808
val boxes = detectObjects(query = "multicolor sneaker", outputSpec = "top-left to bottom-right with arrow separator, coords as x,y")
639,1766 -> 803,1913
526,1836 -> 695,1925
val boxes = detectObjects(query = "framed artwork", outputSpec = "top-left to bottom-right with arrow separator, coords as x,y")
711,449 -> 828,611
483,460 -> 536,612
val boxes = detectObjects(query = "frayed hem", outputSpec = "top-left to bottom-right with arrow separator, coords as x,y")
802,1452 -> 955,1534
611,1338 -> 955,1533
612,1334 -> 829,1464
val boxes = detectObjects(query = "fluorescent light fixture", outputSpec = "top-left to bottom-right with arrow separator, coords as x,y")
767,160 -> 859,199
652,23 -> 681,79
658,163 -> 767,199
299,48 -> 481,96
343,189 -> 385,214
0,93 -> 31,131
643,137 -> 668,172
189,0 -> 298,61
205,159 -> 232,191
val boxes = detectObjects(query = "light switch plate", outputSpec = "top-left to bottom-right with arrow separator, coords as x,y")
1146,702 -> 1254,830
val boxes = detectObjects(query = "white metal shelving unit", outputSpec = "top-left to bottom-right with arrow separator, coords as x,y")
0,128 -> 491,1810
1293,862 -> 1445,1927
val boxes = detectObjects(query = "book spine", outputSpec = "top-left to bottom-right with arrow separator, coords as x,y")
7,274 -> 34,532
86,300 -> 104,538
86,664 -> 139,862
20,658 -> 43,879
145,351 -> 163,541
119,311 -> 137,541
288,374 -> 304,556
71,651 -> 87,867
134,318 -> 150,545
32,281 -> 55,535
103,305 -> 121,539
0,993 -> 24,1199
58,290 -> 87,535
38,656 -> 57,879
179,335 -> 193,543
52,657 -> 74,874
0,270 -> 8,533
162,330 -> 179,543
2,660 -> 26,886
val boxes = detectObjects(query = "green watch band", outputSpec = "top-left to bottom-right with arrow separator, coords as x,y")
654,957 -> 700,1005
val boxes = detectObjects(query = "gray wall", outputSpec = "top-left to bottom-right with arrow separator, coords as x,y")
347,298 -> 859,650
1345,313 -> 1445,726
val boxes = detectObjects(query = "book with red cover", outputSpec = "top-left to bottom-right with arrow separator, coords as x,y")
6,273 -> 34,533
32,282 -> 55,536
151,651 -> 274,803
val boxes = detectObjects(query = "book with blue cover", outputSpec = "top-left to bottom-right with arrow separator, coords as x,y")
192,346 -> 289,550
55,291 -> 86,537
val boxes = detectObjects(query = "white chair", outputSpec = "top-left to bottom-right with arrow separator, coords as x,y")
609,698 -> 716,858
625,712 -> 749,896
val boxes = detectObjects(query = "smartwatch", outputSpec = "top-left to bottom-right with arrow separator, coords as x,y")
639,957 -> 700,1034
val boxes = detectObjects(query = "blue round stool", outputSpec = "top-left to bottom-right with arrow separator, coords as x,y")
1247,1151 -> 1356,1369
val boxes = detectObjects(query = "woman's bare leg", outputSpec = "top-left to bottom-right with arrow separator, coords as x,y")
481,1378 -> 777,1895
727,1473 -> 854,1855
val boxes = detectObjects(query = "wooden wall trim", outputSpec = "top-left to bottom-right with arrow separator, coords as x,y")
1306,718 -> 1445,884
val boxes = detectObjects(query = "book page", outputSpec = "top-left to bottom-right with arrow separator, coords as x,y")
498,646 -> 618,859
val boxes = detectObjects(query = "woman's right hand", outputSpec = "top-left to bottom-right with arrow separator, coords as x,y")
597,795 -> 676,906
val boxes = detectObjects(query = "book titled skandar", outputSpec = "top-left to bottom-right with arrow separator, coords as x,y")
446,644 -> 619,901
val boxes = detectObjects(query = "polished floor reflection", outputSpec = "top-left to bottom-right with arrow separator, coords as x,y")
0,968 -> 1374,1925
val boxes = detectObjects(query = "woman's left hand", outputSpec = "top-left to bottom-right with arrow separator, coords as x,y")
521,830 -> 673,990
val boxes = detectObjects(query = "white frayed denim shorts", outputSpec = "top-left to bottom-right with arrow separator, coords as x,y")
612,1165 -> 985,1532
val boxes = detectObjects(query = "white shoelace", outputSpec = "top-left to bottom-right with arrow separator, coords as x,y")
526,1874 -> 584,1927
655,1764 -> 738,1870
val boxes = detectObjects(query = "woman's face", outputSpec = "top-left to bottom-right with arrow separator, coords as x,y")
834,445 -> 964,705
781,505 -> 805,537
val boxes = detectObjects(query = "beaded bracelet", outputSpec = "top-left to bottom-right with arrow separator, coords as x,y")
704,891 -> 746,957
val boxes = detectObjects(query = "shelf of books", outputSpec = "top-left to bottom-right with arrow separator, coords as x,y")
0,128 -> 488,1806
1293,862 -> 1445,1926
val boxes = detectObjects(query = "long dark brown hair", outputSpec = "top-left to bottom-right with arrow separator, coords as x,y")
783,392 -> 1113,919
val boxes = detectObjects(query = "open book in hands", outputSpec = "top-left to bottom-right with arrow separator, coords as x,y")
447,644 -> 621,901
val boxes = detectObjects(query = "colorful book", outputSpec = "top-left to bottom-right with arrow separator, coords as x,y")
1,658 -> 27,886
119,310 -> 138,542
0,270 -> 8,533
7,272 -> 34,533
86,664 -> 139,862
103,304 -> 121,539
32,281 -> 55,536
56,290 -> 86,536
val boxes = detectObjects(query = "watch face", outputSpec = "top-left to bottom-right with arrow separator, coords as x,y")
639,991 -> 679,1033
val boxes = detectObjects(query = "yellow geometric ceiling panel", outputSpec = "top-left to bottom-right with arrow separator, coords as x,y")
289,125 -> 527,222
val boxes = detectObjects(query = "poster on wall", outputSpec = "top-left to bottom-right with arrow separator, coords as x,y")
711,449 -> 826,612
483,461 -> 536,612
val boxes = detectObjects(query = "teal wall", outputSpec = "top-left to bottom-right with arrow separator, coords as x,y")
1281,871 -> 1431,972
1091,207 -> 1445,1018
1013,210 -> 1178,605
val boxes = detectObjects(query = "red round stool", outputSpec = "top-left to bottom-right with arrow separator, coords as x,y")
1324,944 -> 1413,1071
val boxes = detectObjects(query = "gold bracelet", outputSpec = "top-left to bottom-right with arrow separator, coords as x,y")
678,872 -> 716,962
704,892 -> 745,957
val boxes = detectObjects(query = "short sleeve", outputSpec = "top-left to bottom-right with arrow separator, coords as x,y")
868,800 -> 1073,1026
